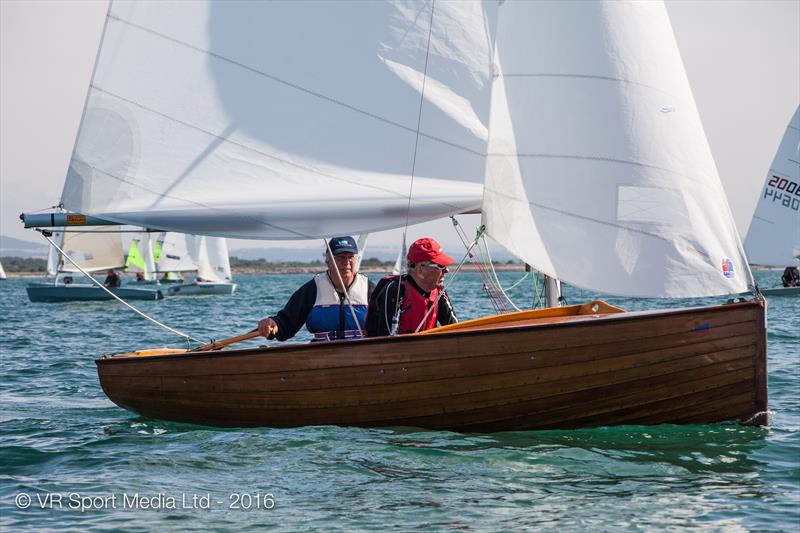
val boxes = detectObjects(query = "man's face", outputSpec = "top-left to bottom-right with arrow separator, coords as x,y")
410,262 -> 447,292
327,252 -> 357,284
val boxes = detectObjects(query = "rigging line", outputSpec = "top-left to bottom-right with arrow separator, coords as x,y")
452,220 -> 507,312
104,15 -> 484,159
414,226 -> 484,333
324,239 -> 365,338
451,218 -> 504,308
481,237 -> 521,312
39,230 -> 202,344
391,0 -> 437,336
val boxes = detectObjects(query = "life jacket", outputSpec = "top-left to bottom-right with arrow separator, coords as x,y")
397,276 -> 439,334
306,272 -> 369,341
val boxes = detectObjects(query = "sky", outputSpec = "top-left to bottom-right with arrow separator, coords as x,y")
1,0 -> 798,255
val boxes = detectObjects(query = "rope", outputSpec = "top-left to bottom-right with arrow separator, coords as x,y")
391,0 -> 437,336
39,230 -> 202,343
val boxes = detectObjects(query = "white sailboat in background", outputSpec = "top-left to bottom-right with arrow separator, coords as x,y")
26,228 -> 163,302
0,259 -> 6,280
166,236 -> 236,296
744,105 -> 800,296
22,0 -> 767,429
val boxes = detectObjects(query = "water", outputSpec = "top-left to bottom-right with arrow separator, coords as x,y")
1,270 -> 797,531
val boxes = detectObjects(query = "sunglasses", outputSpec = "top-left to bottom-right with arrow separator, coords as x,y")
418,262 -> 448,272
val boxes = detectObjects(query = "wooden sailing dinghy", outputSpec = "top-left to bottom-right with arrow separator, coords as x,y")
96,300 -> 767,430
23,1 -> 769,429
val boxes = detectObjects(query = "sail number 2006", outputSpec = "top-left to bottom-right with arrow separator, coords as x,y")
764,175 -> 800,211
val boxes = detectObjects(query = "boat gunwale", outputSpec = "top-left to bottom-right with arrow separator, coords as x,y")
95,299 -> 765,365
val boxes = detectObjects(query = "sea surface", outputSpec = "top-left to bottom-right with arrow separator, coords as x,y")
1,270 -> 797,531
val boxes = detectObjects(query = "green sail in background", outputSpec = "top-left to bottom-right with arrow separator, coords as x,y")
125,240 -> 146,272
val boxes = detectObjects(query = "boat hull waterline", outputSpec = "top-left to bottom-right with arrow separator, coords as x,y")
27,284 -> 163,302
761,286 -> 800,297
166,282 -> 237,296
96,300 -> 767,432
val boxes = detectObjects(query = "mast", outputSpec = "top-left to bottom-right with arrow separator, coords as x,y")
543,275 -> 562,308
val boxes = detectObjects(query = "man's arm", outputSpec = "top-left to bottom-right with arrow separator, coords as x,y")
365,278 -> 400,337
268,279 -> 317,341
437,290 -> 458,326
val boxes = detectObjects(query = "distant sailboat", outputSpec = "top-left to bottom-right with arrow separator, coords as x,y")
0,258 -> 6,280
744,105 -> 800,297
26,228 -> 163,302
165,236 -> 236,296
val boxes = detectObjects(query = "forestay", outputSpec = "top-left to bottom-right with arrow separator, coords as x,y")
61,0 -> 494,239
482,0 -> 751,298
744,106 -> 800,267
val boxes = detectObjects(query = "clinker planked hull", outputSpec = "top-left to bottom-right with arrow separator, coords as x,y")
96,301 -> 767,431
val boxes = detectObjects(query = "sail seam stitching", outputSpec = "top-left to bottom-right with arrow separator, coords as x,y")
496,73 -> 680,99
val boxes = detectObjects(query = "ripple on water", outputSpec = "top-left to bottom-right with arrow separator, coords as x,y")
0,272 -> 797,531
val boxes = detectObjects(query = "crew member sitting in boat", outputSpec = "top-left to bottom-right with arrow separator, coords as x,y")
782,266 -> 800,287
103,269 -> 121,288
365,237 -> 457,337
257,236 -> 374,342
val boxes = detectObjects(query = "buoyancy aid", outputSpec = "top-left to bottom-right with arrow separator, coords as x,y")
306,272 -> 369,341
397,277 -> 439,334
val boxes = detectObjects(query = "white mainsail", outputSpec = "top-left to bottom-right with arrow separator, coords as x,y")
0,259 -> 5,280
482,0 -> 750,298
155,232 -> 198,273
743,105 -> 800,267
192,236 -> 232,282
61,0 -> 492,239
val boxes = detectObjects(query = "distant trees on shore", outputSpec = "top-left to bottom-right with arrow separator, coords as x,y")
0,256 -> 47,272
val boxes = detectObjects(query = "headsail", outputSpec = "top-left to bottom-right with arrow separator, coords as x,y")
61,0 -> 495,239
744,105 -> 800,267
155,233 -> 198,273
58,229 -> 125,274
482,0 -> 751,298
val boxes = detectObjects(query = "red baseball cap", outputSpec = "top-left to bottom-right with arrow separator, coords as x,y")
407,237 -> 454,266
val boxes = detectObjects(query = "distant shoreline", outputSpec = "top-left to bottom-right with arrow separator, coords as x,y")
1,263 -> 786,278
3,263 -> 529,278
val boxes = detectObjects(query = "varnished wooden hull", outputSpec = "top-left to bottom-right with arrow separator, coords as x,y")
96,301 -> 767,431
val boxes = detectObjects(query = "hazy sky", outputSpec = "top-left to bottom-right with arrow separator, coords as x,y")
1,0 -> 798,253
